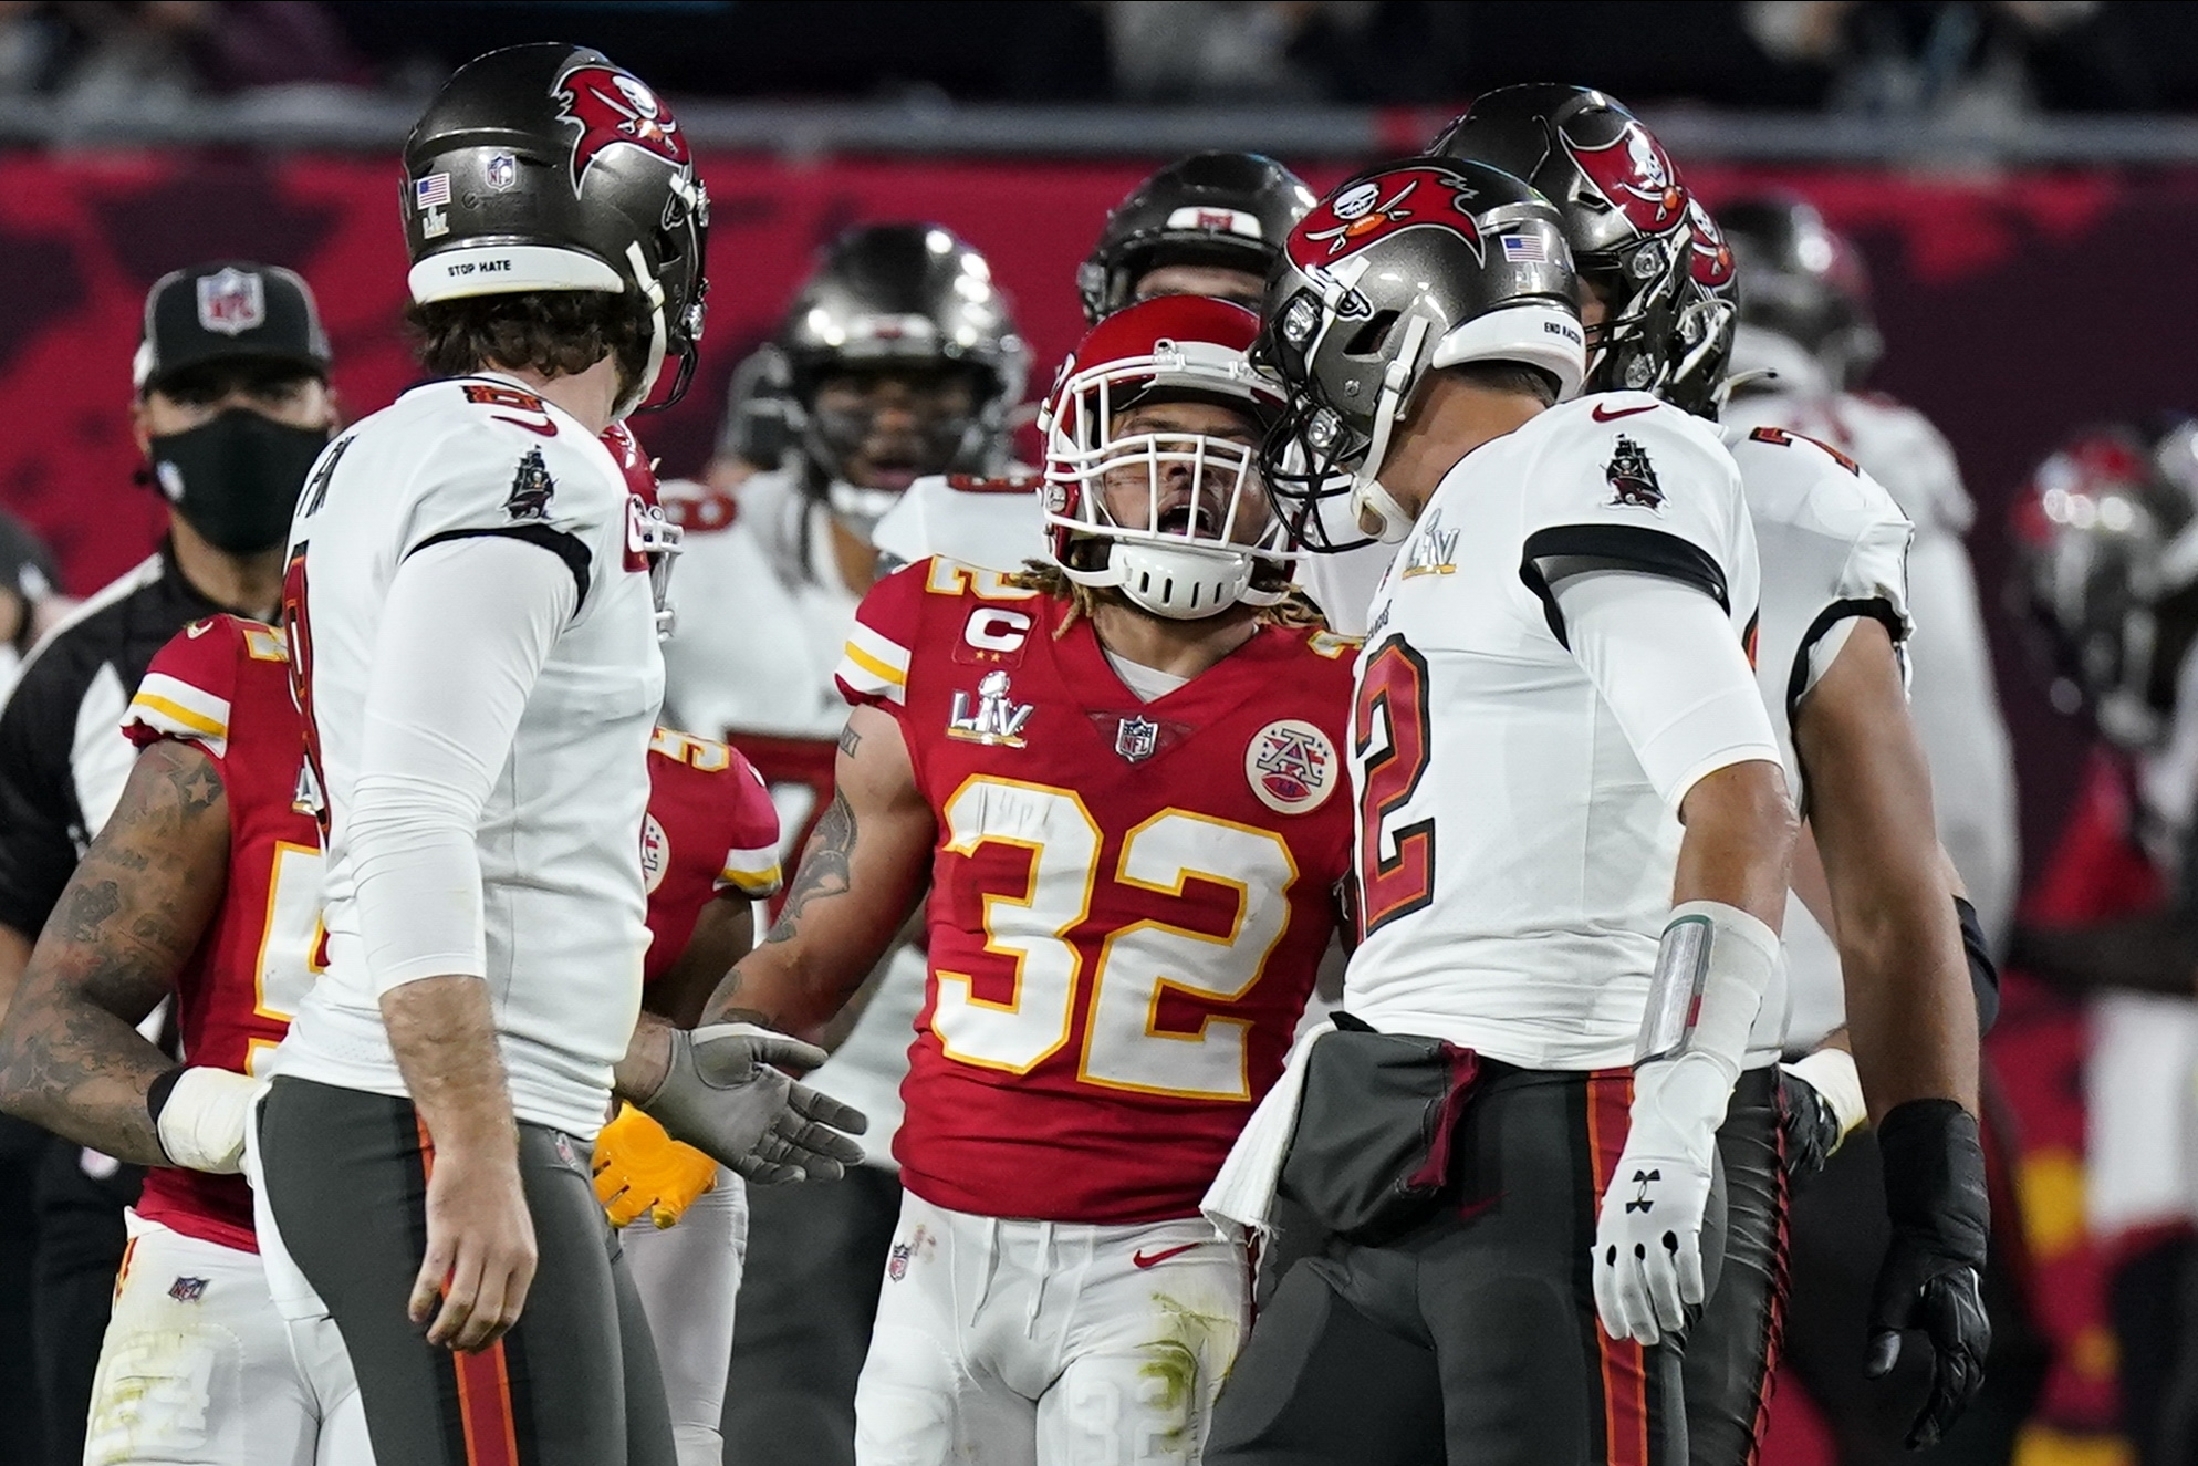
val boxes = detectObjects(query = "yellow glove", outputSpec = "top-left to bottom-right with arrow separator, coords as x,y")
592,1104 -> 719,1229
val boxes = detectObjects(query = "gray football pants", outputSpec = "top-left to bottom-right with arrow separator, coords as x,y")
258,1075 -> 676,1466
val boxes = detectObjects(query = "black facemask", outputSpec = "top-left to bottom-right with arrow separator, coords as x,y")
148,408 -> 331,554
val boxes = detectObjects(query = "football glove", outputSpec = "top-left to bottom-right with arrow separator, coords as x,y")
1779,1047 -> 1866,1182
593,1104 -> 719,1229
638,1023 -> 868,1185
1867,1099 -> 1992,1449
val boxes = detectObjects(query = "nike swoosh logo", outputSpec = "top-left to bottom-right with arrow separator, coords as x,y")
1131,1242 -> 1203,1270
493,413 -> 560,438
1591,402 -> 1657,423
185,619 -> 213,638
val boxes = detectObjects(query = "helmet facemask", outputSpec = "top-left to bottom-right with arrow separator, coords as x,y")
799,362 -> 993,539
1044,339 -> 1291,621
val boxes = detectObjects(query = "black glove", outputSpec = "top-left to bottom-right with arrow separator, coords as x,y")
1777,1066 -> 1845,1182
1867,1099 -> 1991,1450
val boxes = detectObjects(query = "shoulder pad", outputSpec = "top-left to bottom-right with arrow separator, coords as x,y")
659,480 -> 739,536
943,473 -> 1041,496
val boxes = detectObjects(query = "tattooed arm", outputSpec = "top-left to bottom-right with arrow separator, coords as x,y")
0,739 -> 229,1164
700,704 -> 934,1036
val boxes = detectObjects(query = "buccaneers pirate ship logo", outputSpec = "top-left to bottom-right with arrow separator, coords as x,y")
1605,436 -> 1664,510
553,63 -> 691,194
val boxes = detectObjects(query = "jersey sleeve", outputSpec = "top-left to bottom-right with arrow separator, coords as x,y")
834,560 -> 930,711
716,749 -> 784,899
394,386 -> 622,610
1795,485 -> 1913,711
123,616 -> 271,762
1517,398 -> 1749,638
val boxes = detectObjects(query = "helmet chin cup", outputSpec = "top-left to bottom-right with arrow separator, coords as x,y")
825,479 -> 905,544
1109,540 -> 1257,620
1349,476 -> 1416,544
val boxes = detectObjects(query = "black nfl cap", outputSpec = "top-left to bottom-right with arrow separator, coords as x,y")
133,262 -> 333,394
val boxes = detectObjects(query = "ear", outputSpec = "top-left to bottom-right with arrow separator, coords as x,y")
129,397 -> 153,459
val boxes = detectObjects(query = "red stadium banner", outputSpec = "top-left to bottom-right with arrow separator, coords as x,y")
1,146 -> 2182,1462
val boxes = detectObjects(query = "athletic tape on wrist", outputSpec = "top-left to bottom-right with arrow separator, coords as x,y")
1627,901 -> 1783,1161
153,1066 -> 257,1174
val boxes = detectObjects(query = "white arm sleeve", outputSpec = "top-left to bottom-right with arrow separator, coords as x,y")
352,534 -> 578,997
1554,570 -> 1781,807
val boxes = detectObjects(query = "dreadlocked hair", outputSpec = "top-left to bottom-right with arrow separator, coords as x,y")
1006,561 -> 1326,636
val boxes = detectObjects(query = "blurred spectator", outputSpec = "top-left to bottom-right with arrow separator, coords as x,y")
0,1 -> 363,106
1745,0 -> 2155,115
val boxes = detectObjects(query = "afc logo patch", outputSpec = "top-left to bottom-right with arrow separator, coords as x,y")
640,814 -> 669,895
1246,719 -> 1338,815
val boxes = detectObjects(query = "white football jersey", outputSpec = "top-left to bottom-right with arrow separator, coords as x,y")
1724,385 -> 2018,943
1344,394 -> 1766,1069
869,473 -> 1046,576
660,467 -> 925,1160
274,375 -> 662,1137
1724,419 -> 1914,1054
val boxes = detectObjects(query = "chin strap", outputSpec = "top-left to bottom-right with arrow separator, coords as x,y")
1349,315 -> 1430,544
614,242 -> 671,420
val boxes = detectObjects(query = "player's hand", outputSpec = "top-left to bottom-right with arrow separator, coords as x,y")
1592,1146 -> 1713,1346
408,1144 -> 538,1352
638,1023 -> 868,1185
593,1103 -> 719,1228
1777,1067 -> 1845,1181
1867,1099 -> 1991,1449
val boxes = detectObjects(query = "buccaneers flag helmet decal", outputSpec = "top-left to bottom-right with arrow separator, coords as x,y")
553,63 -> 691,195
1561,121 -> 1687,236
1287,166 -> 1485,272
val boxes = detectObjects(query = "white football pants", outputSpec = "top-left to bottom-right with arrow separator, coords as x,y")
621,1165 -> 749,1466
853,1192 -> 1248,1466
83,1212 -> 370,1466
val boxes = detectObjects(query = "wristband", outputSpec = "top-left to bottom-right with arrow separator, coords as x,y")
1787,1046 -> 1867,1139
1877,1098 -> 1989,1265
145,1066 -> 185,1124
1953,896 -> 2000,1034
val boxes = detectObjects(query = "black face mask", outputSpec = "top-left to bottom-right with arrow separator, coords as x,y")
148,408 -> 330,554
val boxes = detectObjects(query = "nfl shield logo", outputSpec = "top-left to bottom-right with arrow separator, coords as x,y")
1115,716 -> 1159,763
195,268 -> 264,337
168,1276 -> 208,1303
486,152 -> 517,191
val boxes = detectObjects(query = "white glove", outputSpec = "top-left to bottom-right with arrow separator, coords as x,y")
1592,1046 -> 1732,1346
1592,1137 -> 1712,1345
153,1066 -> 257,1174
639,1023 -> 868,1185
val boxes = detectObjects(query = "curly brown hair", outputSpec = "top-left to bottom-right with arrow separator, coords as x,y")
406,291 -> 650,394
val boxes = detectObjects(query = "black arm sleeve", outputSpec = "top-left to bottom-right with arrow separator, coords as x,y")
0,666 -> 89,938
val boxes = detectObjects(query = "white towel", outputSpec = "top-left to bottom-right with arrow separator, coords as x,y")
1201,1020 -> 1334,1243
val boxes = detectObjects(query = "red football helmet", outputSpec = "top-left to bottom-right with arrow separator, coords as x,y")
1040,296 -> 1291,620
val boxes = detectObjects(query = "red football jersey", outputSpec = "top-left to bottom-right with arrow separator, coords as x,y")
124,615 -> 323,1253
836,559 -> 1356,1223
643,726 -> 783,986
123,618 -> 780,1249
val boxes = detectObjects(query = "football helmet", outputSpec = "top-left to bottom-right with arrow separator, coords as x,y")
1433,85 -> 1733,418
1042,295 -> 1291,619
1078,152 -> 1318,321
1255,158 -> 1584,549
778,224 -> 1028,539
402,43 -> 709,416
1719,192 -> 1883,392
2011,417 -> 2198,748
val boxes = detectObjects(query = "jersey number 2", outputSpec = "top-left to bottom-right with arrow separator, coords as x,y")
1353,640 -> 1435,939
932,777 -> 1297,1101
